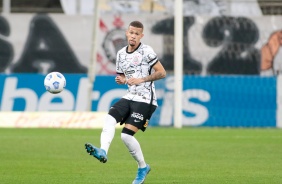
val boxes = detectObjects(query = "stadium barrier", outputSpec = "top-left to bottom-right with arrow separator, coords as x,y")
277,75 -> 282,128
0,74 -> 279,128
0,111 -> 109,128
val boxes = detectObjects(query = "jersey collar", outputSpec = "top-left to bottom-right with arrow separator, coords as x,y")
126,43 -> 142,54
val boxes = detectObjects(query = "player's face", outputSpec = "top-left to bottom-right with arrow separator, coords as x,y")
126,26 -> 144,49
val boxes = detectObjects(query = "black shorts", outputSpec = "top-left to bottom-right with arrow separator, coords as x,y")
108,98 -> 157,132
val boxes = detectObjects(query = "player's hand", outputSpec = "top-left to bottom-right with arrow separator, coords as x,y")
115,75 -> 126,84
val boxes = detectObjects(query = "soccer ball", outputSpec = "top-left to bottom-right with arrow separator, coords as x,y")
44,72 -> 66,94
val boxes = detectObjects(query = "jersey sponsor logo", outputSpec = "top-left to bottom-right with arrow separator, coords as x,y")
131,112 -> 144,120
125,70 -> 135,75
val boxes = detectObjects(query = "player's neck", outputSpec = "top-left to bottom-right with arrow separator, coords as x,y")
127,46 -> 136,53
127,43 -> 141,53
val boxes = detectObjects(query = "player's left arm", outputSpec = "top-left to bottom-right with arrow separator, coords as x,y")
127,61 -> 166,85
142,61 -> 166,82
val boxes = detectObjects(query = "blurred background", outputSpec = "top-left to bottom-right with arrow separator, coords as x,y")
0,0 -> 281,128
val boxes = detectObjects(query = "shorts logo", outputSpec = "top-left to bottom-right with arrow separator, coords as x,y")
144,120 -> 149,127
131,112 -> 144,121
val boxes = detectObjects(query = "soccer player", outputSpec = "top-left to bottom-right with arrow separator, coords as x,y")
85,20 -> 166,184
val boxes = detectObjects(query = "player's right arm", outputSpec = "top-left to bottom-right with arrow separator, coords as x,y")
115,51 -> 127,85
115,74 -> 127,84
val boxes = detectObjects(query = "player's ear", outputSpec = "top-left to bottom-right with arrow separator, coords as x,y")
141,33 -> 144,38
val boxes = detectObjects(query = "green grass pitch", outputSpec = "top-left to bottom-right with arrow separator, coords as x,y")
0,127 -> 282,184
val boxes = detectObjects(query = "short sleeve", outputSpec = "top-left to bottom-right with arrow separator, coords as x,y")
116,52 -> 123,74
145,46 -> 158,67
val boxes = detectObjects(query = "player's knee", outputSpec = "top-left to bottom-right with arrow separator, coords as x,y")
121,127 -> 135,141
103,114 -> 117,127
121,133 -> 127,142
108,107 -> 122,123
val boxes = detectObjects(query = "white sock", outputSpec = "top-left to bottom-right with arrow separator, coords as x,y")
121,133 -> 147,168
100,114 -> 116,154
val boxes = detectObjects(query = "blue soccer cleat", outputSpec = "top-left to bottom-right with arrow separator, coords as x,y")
85,143 -> 107,163
132,164 -> 151,184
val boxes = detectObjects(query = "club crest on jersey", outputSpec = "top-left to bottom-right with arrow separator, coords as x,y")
132,55 -> 141,65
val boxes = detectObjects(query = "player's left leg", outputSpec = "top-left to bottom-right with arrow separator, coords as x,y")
121,126 -> 150,184
132,164 -> 151,184
122,102 -> 156,183
121,126 -> 146,167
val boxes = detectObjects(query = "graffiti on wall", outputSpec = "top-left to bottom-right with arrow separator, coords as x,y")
99,16 -> 127,74
0,16 -> 13,72
0,14 -> 87,74
97,15 -> 262,75
0,13 -> 282,75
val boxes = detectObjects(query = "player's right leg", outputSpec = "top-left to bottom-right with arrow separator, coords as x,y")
85,99 -> 129,163
84,114 -> 116,163
85,101 -> 128,163
85,143 -> 107,163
